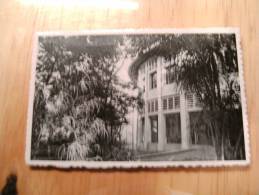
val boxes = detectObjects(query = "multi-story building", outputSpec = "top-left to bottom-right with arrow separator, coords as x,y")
128,48 -> 208,152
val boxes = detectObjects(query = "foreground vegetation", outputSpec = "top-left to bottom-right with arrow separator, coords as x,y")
32,36 -> 136,161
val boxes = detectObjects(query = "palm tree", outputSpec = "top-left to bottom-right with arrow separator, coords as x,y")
170,34 -> 244,160
32,35 -> 137,161
128,33 -> 245,160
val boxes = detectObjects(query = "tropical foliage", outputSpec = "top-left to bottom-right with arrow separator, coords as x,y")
32,36 -> 136,161
128,34 -> 245,160
32,33 -> 245,161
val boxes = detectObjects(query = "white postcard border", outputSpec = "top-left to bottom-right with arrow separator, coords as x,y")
25,28 -> 250,169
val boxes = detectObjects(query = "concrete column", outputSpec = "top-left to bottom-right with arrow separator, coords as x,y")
132,108 -> 138,150
180,93 -> 190,149
157,57 -> 165,151
144,106 -> 150,150
158,113 -> 166,151
136,116 -> 140,150
144,62 -> 150,150
157,105 -> 164,151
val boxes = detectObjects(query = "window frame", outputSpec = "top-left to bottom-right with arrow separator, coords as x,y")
150,115 -> 158,143
165,65 -> 175,85
165,113 -> 182,144
150,71 -> 157,89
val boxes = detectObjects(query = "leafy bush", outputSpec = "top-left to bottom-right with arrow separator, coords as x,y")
31,36 -> 137,161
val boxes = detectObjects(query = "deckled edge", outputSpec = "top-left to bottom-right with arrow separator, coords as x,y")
25,28 -> 250,169
235,29 -> 251,165
25,32 -> 39,166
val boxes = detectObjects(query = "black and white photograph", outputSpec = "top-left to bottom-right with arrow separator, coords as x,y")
26,29 -> 249,168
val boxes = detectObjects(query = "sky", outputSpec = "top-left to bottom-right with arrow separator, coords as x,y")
116,57 -> 133,83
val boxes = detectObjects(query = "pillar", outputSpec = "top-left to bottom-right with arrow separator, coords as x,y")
144,104 -> 150,150
158,112 -> 166,151
180,93 -> 190,149
132,108 -> 138,150
157,57 -> 166,151
144,62 -> 150,151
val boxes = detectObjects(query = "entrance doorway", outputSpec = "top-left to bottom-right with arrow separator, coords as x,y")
165,113 -> 181,143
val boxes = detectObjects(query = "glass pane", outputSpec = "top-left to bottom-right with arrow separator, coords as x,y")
165,66 -> 174,84
163,98 -> 167,110
151,101 -> 154,112
155,99 -> 158,111
186,94 -> 194,108
168,97 -> 174,109
174,95 -> 180,109
141,118 -> 145,143
150,71 -> 157,89
151,116 -> 158,143
166,113 -> 181,143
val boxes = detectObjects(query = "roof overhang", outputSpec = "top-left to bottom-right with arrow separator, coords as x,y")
128,47 -> 171,85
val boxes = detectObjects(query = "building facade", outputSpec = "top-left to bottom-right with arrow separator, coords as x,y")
128,52 -> 208,152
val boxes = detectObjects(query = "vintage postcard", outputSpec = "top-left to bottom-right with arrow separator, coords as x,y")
26,28 -> 250,168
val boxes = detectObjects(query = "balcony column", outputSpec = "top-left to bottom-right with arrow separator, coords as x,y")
136,115 -> 141,150
144,63 -> 150,150
180,93 -> 190,149
132,108 -> 138,150
157,57 -> 166,151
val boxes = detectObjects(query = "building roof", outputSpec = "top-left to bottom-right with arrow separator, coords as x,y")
128,47 -> 168,84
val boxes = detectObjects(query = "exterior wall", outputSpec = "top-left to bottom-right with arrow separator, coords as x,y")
135,55 -> 201,152
121,108 -> 138,150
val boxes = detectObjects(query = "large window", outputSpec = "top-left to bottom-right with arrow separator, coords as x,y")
162,95 -> 180,111
150,71 -> 157,89
165,65 -> 174,84
148,99 -> 158,113
140,118 -> 145,143
165,113 -> 181,143
150,116 -> 158,143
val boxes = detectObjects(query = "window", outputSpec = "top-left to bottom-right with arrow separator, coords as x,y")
186,94 -> 194,108
163,98 -> 167,110
168,97 -> 174,109
140,118 -> 145,143
148,99 -> 158,113
150,116 -> 158,143
151,101 -> 155,112
174,95 -> 180,109
150,71 -> 157,89
166,113 -> 181,143
148,102 -> 151,112
155,99 -> 158,111
148,58 -> 157,71
165,65 -> 174,84
162,95 -> 181,111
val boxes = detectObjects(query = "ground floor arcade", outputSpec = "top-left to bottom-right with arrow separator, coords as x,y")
136,93 -> 212,152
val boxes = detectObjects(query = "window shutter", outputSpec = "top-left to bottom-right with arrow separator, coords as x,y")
168,97 -> 174,109
174,95 -> 180,109
163,98 -> 167,110
151,101 -> 154,112
186,94 -> 194,108
155,99 -> 158,111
